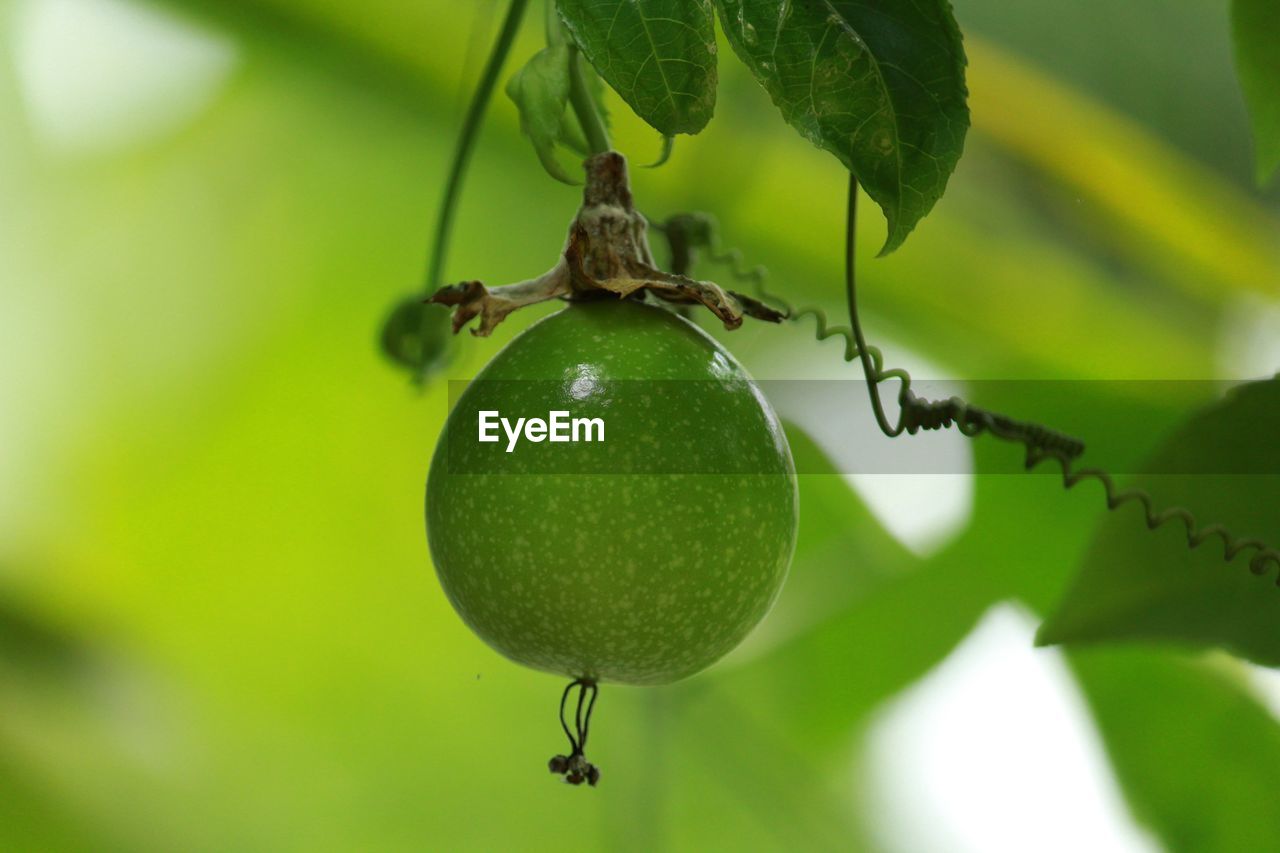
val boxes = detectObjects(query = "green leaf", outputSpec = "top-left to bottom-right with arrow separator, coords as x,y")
1232,0 -> 1280,184
556,0 -> 718,136
504,44 -> 577,184
674,687 -> 869,847
1039,378 -> 1280,665
1072,648 -> 1280,851
706,425 -> 992,755
713,0 -> 969,254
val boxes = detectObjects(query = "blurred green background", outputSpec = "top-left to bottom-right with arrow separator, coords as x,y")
3,1 -> 1279,850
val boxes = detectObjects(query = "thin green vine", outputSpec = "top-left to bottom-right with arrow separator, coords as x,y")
423,0 -> 530,292
423,0 -> 609,288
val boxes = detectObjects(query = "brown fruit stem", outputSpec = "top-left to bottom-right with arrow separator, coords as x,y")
429,153 -> 785,336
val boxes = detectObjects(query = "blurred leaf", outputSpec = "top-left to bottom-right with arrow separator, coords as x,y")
0,588 -> 188,850
505,44 -> 577,184
556,0 -> 717,135
1039,378 -> 1280,666
713,0 -> 969,254
740,425 -> 918,644
717,557 -> 994,758
1232,0 -> 1280,184
970,41 -> 1280,303
0,592 -> 85,681
674,686 -> 868,848
1072,648 -> 1280,852
707,426 -> 992,756
0,756 -> 97,853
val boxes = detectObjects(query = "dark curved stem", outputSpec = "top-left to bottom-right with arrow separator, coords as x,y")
424,0 -> 530,291
580,682 -> 599,748
551,678 -> 601,785
574,680 -> 588,752
559,679 -> 579,755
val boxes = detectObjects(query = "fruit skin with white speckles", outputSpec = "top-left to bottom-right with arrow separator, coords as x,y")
426,299 -> 797,686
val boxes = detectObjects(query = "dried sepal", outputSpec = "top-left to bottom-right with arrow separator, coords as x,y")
430,152 -> 785,336
428,261 -> 571,337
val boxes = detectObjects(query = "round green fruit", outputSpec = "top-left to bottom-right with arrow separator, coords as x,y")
426,299 -> 797,685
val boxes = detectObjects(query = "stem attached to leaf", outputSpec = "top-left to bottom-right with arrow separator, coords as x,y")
423,0 -> 530,291
567,46 -> 611,156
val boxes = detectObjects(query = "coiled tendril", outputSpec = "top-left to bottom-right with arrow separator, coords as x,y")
653,177 -> 1280,584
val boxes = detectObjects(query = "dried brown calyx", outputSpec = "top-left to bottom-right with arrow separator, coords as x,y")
429,152 -> 784,336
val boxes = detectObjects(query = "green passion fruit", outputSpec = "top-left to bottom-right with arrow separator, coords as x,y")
426,298 -> 797,685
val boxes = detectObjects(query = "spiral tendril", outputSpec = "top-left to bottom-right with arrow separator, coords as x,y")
652,182 -> 1280,586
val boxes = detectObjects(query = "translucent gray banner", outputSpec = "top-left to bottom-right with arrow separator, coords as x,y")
439,379 -> 1276,475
